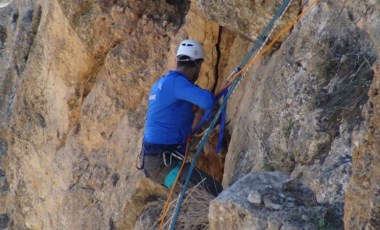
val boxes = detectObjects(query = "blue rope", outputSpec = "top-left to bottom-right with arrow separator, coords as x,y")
169,75 -> 242,230
192,87 -> 228,134
192,87 -> 229,154
168,0 -> 292,228
215,89 -> 228,153
239,0 -> 292,68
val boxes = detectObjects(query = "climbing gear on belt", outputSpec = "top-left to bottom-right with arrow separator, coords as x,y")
163,151 -> 173,167
172,150 -> 185,161
136,142 -> 183,170
136,150 -> 144,170
163,149 -> 185,167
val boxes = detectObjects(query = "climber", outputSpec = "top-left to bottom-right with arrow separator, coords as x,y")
137,39 -> 223,196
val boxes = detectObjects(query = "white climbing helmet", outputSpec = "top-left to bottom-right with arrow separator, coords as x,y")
176,39 -> 205,61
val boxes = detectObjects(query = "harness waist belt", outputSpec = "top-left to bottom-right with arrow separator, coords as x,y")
142,141 -> 183,156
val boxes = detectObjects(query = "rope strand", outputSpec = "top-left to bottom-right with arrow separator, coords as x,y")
159,137 -> 191,229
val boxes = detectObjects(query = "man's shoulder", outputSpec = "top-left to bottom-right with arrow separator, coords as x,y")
159,71 -> 181,82
169,71 -> 193,86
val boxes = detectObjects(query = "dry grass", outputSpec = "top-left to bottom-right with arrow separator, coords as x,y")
158,180 -> 214,230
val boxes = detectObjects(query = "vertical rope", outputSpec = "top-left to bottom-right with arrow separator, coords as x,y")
159,137 -> 191,230
227,0 -> 293,81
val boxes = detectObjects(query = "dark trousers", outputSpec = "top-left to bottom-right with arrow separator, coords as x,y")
141,141 -> 223,197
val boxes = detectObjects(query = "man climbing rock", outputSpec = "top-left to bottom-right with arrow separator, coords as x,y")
138,39 -> 223,196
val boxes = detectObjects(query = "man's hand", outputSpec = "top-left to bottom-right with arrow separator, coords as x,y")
192,105 -> 200,113
192,105 -> 204,131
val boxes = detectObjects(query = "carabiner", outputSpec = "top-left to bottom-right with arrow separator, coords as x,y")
163,151 -> 172,167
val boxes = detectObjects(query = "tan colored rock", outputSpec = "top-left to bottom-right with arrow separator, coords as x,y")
196,0 -> 300,41
342,1 -> 380,228
209,172 -> 324,230
0,0 -> 379,229
1,0 -> 186,229
344,55 -> 380,229
170,2 -> 220,91
218,1 -> 378,229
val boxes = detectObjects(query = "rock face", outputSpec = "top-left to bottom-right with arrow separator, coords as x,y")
209,171 -> 335,230
344,34 -> 380,229
0,1 -> 43,227
0,0 -> 186,229
220,0 -> 378,225
196,0 -> 301,41
0,0 -> 379,229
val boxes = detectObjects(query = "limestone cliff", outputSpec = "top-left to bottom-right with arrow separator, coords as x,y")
0,0 -> 379,229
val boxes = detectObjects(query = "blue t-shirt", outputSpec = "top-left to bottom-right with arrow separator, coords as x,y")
144,70 -> 215,145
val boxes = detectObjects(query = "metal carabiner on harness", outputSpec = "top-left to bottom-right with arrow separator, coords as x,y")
171,150 -> 185,161
163,151 -> 173,167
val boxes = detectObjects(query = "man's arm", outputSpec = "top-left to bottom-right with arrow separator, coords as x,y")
174,77 -> 215,110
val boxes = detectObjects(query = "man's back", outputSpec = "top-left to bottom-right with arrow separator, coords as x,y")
144,70 -> 214,145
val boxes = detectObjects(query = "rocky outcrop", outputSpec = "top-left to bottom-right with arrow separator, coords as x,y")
342,2 -> 380,228
344,60 -> 380,230
1,0 -> 187,229
220,1 -> 378,224
209,171 -> 336,230
196,0 -> 301,42
0,1 -> 42,227
0,0 -> 379,229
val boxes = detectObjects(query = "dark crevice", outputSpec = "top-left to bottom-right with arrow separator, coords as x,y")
298,0 -> 303,15
0,214 -> 9,229
0,5 -> 42,122
212,26 -> 223,94
111,173 -> 120,187
35,113 -> 46,128
109,216 -> 117,230
0,137 -> 8,157
166,0 -> 186,5
81,61 -> 101,100
0,168 -> 9,196
11,10 -> 19,26
16,5 -> 42,74
82,40 -> 120,100
0,26 -> 7,58
284,0 -> 304,37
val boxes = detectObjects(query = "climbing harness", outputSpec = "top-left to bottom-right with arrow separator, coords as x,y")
136,142 -> 184,170
163,150 -> 185,167
162,152 -> 173,167
165,0 -> 319,229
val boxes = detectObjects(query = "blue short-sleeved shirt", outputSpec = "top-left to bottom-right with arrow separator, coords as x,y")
143,70 -> 215,145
